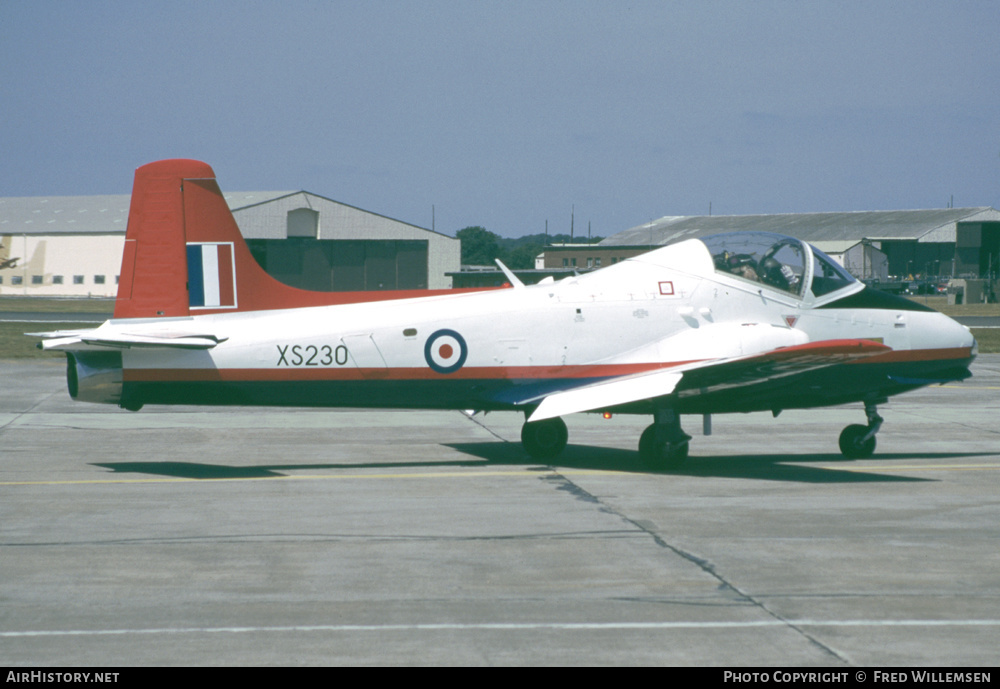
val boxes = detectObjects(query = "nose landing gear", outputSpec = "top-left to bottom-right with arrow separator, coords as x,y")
839,400 -> 884,459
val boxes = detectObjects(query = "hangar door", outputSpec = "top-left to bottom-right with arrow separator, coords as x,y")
247,238 -> 428,291
958,222 -> 1000,279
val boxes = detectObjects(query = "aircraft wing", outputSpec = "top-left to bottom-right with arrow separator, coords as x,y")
526,339 -> 889,422
32,328 -> 227,351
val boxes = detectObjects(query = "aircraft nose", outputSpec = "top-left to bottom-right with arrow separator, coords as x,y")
929,311 -> 977,360
948,314 -> 975,348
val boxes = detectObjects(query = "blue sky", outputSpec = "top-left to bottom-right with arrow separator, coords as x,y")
3,1 -> 998,238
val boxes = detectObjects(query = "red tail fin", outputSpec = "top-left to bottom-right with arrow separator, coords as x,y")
114,159 -> 467,319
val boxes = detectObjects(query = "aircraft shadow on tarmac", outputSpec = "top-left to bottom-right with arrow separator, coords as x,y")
90,458 -> 486,480
92,446 -> 990,483
444,443 -> 994,483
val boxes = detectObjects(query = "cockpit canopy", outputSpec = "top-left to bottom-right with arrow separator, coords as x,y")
699,232 -> 856,300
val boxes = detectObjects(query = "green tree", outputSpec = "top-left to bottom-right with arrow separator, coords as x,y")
456,226 -> 502,266
504,243 -> 544,269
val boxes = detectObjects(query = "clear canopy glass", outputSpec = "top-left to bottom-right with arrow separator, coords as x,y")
699,232 -> 856,299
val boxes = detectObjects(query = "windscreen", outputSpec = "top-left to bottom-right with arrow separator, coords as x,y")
809,247 -> 856,297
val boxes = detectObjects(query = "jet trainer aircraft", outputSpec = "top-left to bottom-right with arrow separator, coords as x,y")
36,159 -> 976,467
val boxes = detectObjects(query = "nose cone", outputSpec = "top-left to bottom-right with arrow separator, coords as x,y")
908,310 -> 977,381
931,311 -> 977,354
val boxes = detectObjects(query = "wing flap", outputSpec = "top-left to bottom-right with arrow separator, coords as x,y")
526,339 -> 889,421
528,369 -> 683,422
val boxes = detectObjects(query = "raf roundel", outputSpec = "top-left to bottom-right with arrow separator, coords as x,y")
424,329 -> 468,374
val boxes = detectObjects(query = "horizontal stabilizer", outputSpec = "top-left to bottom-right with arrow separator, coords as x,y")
28,329 -> 96,351
80,331 -> 227,349
32,327 -> 226,351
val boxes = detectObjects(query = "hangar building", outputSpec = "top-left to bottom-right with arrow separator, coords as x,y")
0,191 -> 459,297
601,207 -> 1000,281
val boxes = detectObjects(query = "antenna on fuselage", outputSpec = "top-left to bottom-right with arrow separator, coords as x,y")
494,258 -> 525,289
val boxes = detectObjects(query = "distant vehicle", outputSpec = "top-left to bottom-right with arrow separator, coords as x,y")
904,280 -> 946,296
34,159 -> 977,466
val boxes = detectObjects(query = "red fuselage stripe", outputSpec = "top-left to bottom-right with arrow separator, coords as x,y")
122,361 -> 698,383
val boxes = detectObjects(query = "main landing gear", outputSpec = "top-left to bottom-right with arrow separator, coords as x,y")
638,408 -> 691,470
521,416 -> 568,460
838,400 -> 884,459
520,409 -> 691,470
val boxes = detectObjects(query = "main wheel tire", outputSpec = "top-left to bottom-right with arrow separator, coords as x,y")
839,424 -> 876,459
638,424 -> 689,470
521,417 -> 568,459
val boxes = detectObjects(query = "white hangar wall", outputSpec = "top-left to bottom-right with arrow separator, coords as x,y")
0,233 -> 124,297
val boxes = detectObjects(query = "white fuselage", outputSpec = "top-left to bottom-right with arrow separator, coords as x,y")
90,237 -> 973,415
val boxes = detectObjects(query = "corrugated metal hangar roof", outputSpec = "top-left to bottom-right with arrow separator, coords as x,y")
0,192 -> 295,235
0,190 -> 446,240
602,207 -> 1000,246
0,195 -> 131,234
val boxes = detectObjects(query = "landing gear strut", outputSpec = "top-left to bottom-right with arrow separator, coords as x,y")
839,400 -> 883,459
639,408 -> 691,470
521,416 -> 568,459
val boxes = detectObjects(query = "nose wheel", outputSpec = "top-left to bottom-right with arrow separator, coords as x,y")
839,401 -> 883,459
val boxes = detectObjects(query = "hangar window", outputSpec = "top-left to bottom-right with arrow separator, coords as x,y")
32,275 -> 43,285
73,275 -> 84,284
53,275 -> 64,284
287,208 -> 319,238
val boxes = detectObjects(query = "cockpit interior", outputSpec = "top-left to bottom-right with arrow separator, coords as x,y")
700,232 -> 856,300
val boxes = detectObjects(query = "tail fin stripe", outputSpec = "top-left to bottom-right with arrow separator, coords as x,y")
187,242 -> 237,309
200,244 -> 220,306
217,244 -> 235,308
